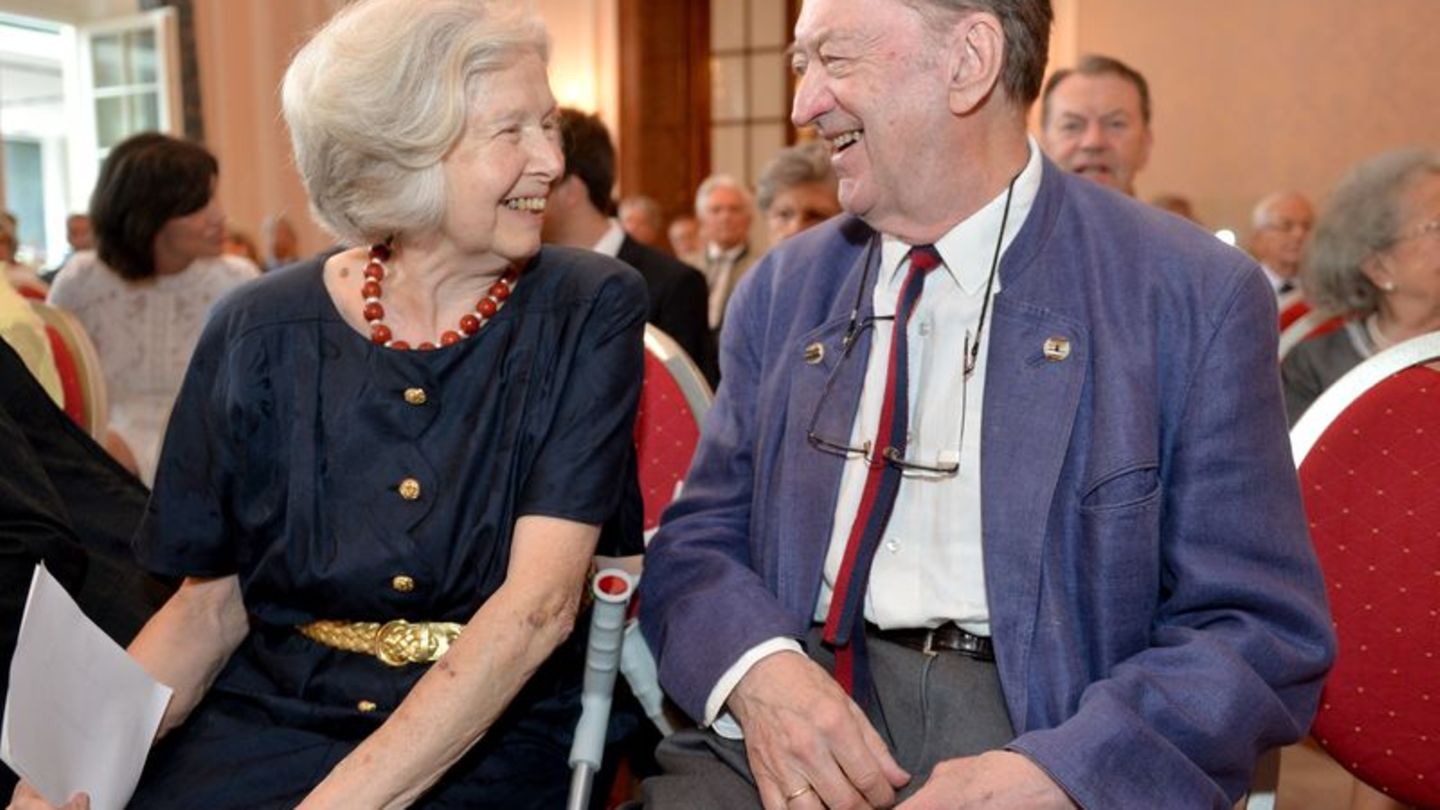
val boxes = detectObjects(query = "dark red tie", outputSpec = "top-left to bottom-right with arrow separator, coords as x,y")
822,245 -> 942,702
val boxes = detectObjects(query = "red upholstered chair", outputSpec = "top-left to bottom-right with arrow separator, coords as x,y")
13,280 -> 48,301
1286,331 -> 1440,809
1277,289 -> 1310,331
572,325 -> 711,810
29,301 -> 109,439
1278,309 -> 1347,361
633,324 -> 713,542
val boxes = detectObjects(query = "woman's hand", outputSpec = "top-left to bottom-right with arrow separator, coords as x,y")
298,515 -> 600,809
7,781 -> 88,810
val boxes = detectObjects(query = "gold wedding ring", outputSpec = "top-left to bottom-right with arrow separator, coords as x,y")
784,784 -> 815,802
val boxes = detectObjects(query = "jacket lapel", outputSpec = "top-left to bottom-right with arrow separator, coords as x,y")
980,291 -> 1087,730
775,237 -> 881,612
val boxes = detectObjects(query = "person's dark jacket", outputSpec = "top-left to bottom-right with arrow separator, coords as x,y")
617,235 -> 717,385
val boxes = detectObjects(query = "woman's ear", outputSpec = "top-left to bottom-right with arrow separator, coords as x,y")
1360,251 -> 1396,293
946,13 -> 1005,115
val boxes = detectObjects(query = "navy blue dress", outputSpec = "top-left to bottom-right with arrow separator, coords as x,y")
129,247 -> 647,808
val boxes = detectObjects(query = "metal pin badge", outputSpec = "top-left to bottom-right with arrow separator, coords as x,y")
804,342 -> 825,365
1042,336 -> 1071,362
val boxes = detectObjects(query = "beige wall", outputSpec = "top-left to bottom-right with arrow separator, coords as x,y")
1047,0 -> 1440,233
191,0 -> 345,256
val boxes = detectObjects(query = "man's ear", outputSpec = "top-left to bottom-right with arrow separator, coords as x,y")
947,12 -> 1005,115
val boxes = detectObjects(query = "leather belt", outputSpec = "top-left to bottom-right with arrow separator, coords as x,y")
868,622 -> 995,661
297,619 -> 462,667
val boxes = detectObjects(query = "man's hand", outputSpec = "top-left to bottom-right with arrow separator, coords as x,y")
728,651 -> 909,809
896,751 -> 1075,810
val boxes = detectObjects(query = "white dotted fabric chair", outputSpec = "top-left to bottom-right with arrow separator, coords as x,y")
1283,331 -> 1440,808
569,324 -> 711,810
1277,309 -> 1346,361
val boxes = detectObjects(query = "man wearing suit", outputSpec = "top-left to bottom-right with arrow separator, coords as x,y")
639,0 -> 1334,808
543,109 -> 716,383
684,175 -> 759,335
1247,191 -> 1315,295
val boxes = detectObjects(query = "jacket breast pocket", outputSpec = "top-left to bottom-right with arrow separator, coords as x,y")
1079,463 -> 1160,513
1076,463 -> 1162,650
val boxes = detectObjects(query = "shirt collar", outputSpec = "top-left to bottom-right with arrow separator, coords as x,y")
707,241 -> 748,264
879,136 -> 1043,295
593,219 -> 626,258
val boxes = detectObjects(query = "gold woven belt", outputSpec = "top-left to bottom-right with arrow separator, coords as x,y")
297,619 -> 463,667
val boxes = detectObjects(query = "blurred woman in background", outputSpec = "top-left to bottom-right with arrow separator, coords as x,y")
1282,148 -> 1440,424
754,140 -> 840,246
47,133 -> 258,483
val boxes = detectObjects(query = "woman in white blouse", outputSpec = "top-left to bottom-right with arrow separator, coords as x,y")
49,133 -> 258,484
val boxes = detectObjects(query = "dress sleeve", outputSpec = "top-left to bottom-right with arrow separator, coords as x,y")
133,311 -> 242,577
516,269 -> 647,530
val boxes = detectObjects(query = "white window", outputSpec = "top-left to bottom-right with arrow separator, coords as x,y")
0,4 -> 179,267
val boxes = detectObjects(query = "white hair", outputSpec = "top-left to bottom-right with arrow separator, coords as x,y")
693,174 -> 754,218
282,0 -> 549,246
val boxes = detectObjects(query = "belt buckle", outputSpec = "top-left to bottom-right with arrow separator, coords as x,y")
375,619 -> 456,667
375,620 -> 418,666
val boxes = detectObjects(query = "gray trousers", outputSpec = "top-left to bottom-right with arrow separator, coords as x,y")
642,627 -> 1014,808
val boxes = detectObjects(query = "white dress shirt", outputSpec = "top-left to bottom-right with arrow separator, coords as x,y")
593,219 -> 626,258
1260,264 -> 1294,295
704,141 -> 1043,731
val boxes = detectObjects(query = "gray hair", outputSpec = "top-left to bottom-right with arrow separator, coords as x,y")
693,174 -> 753,218
619,195 -> 661,220
1303,148 -> 1440,316
902,0 -> 1052,107
755,141 -> 837,214
1041,53 -> 1150,127
282,0 -> 549,246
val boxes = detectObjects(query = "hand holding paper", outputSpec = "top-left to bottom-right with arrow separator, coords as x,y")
0,564 -> 172,810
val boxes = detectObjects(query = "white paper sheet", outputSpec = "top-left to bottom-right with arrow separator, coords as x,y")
1,564 -> 172,810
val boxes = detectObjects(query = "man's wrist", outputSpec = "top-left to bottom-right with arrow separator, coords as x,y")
703,637 -> 804,726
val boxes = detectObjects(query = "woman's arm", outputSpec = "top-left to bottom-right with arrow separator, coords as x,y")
298,514 -> 599,810
127,574 -> 248,737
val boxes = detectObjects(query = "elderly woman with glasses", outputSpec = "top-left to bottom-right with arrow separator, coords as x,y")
1282,148 -> 1440,425
9,1 -> 645,809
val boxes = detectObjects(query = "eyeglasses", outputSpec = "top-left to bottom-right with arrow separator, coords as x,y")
805,315 -> 973,478
1391,218 -> 1440,246
805,166 -> 1021,478
1258,218 -> 1312,235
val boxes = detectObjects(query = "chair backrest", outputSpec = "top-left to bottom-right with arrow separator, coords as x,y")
14,282 -> 48,301
1277,309 -> 1346,361
635,324 -> 713,539
1277,290 -> 1309,331
29,302 -> 108,438
1289,331 -> 1440,809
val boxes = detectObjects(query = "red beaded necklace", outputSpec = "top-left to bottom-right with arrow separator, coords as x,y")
360,241 -> 518,350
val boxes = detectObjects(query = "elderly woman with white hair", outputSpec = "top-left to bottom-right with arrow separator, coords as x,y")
1282,148 -> 1440,425
9,1 -> 646,809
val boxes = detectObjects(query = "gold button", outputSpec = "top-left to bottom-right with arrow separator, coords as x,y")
357,700 -> 377,713
398,478 -> 422,501
391,574 -> 415,593
403,387 -> 427,406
